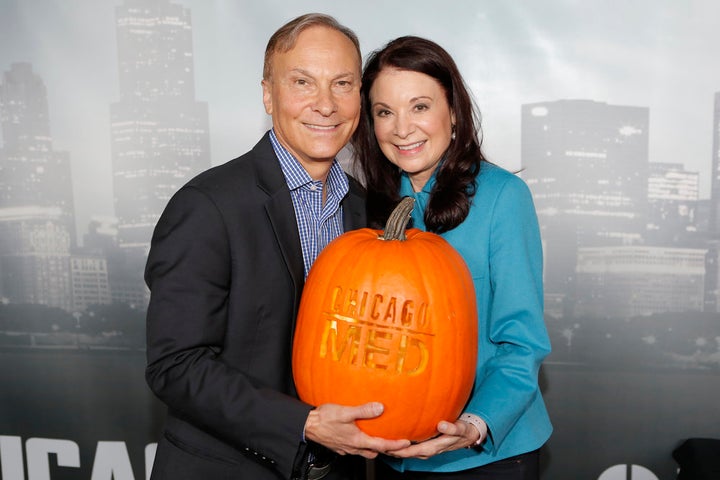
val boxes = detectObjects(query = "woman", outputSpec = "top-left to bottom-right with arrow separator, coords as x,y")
352,36 -> 552,479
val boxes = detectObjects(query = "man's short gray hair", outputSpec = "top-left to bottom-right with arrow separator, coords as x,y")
263,13 -> 361,80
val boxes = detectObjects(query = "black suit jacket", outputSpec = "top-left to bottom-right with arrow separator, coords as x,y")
145,132 -> 366,479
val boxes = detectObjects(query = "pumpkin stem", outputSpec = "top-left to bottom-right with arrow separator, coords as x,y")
382,197 -> 415,241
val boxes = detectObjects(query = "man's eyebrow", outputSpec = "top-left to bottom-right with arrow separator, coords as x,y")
288,68 -> 312,77
287,68 -> 357,80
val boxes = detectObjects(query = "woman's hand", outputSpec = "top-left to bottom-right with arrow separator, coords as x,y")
384,417 -> 487,459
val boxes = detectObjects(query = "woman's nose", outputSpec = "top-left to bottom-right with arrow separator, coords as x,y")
393,114 -> 415,138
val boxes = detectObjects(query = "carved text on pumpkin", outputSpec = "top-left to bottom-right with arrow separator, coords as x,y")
318,286 -> 432,375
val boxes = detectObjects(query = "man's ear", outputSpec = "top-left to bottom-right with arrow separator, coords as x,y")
261,79 -> 273,115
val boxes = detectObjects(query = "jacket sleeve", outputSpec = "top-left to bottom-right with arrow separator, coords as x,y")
144,185 -> 312,478
467,175 -> 551,453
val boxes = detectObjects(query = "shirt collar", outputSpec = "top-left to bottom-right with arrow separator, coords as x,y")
269,128 -> 349,196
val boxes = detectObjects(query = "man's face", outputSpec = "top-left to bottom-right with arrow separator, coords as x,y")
262,26 -> 361,178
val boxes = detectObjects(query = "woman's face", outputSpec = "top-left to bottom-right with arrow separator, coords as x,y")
369,68 -> 455,192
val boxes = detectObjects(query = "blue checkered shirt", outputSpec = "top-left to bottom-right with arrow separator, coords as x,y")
269,129 -> 349,277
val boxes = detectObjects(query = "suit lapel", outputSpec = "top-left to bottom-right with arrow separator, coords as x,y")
265,193 -> 305,293
252,133 -> 367,302
252,134 -> 305,306
343,177 -> 367,231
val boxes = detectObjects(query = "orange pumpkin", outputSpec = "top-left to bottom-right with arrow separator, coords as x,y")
292,197 -> 477,441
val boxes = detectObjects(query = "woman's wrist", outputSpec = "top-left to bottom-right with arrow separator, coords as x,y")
459,413 -> 487,447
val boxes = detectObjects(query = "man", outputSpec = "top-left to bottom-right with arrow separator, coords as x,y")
144,13 -> 409,480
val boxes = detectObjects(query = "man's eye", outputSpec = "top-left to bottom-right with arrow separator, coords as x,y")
333,80 -> 355,92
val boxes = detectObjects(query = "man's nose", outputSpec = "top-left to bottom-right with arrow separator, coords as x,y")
312,88 -> 338,116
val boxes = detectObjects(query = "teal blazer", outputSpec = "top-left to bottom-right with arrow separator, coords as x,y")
386,162 -> 552,473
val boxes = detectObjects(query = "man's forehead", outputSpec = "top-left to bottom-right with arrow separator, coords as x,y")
273,48 -> 360,77
281,27 -> 359,61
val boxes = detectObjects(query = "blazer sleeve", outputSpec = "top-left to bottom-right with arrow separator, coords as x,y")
144,185 -> 312,478
468,175 -> 551,452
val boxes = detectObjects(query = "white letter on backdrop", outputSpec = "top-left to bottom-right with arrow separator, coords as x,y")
90,441 -> 135,480
26,438 -> 80,480
145,443 -> 157,480
0,436 -> 24,480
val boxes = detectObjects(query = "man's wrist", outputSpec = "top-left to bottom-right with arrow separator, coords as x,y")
302,407 -> 316,443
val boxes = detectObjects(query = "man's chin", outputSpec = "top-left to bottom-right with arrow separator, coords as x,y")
305,145 -> 347,162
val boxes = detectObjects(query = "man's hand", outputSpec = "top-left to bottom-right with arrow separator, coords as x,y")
303,402 -> 411,458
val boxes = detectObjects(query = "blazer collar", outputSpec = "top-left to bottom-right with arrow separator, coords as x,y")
251,131 -> 367,287
252,132 -> 305,296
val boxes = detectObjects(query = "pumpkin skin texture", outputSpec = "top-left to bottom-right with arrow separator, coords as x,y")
292,197 -> 477,441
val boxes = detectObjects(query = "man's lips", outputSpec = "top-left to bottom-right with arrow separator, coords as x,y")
305,123 -> 339,131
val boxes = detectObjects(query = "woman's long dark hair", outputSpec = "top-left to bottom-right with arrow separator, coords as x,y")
352,36 -> 486,233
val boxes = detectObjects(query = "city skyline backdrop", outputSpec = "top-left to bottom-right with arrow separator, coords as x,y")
1,0 -> 719,241
2,4 -> 719,479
